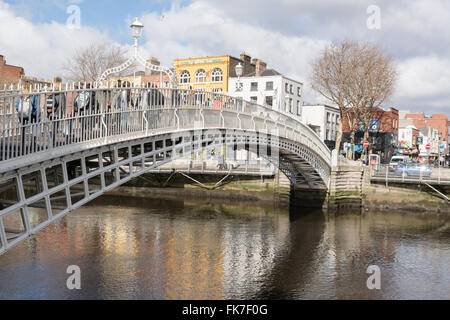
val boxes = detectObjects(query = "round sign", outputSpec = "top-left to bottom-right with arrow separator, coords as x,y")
425,144 -> 431,150
363,141 -> 369,147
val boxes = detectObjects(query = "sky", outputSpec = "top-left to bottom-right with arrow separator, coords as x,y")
0,0 -> 449,115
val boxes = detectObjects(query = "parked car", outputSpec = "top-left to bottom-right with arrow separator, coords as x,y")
394,163 -> 432,177
389,155 -> 410,171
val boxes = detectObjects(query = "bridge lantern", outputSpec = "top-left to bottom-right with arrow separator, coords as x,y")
130,17 -> 144,39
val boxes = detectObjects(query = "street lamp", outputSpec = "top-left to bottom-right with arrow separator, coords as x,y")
96,17 -> 176,87
235,63 -> 243,92
130,17 -> 144,40
130,17 -> 144,58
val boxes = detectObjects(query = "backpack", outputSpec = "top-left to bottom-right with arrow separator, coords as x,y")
46,95 -> 55,114
75,92 -> 90,111
18,97 -> 32,119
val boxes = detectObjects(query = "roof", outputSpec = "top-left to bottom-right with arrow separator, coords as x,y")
245,68 -> 282,77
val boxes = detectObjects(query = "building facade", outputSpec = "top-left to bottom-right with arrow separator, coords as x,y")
173,53 -> 258,93
418,126 -> 441,157
398,125 -> 421,156
228,69 -> 303,120
301,104 -> 340,150
342,107 -> 399,163
402,113 -> 448,155
0,55 -> 24,86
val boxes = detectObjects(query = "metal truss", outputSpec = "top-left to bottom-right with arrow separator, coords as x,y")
0,87 -> 332,255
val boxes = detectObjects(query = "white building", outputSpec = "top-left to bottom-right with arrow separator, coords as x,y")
301,105 -> 340,148
418,126 -> 441,156
228,69 -> 303,120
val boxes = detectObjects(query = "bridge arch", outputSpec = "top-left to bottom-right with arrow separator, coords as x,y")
0,87 -> 331,254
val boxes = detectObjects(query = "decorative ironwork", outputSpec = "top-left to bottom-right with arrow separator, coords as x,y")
0,86 -> 332,255
95,18 -> 177,88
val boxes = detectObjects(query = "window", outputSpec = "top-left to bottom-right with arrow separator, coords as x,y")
250,82 -> 258,91
250,96 -> 257,102
196,69 -> 206,83
211,68 -> 223,82
290,85 -> 293,94
266,81 -> 273,91
297,87 -> 302,96
180,70 -> 190,84
265,96 -> 273,107
297,101 -> 301,115
289,98 -> 293,113
285,83 -> 289,93
212,88 -> 222,93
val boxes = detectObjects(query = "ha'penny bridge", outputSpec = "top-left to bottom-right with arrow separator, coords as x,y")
0,84 -> 332,255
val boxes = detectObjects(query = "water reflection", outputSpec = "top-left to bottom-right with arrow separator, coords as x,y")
0,195 -> 448,300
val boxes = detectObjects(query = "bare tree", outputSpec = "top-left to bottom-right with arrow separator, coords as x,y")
345,43 -> 397,158
310,40 -> 355,155
310,40 -> 397,159
64,42 -> 128,83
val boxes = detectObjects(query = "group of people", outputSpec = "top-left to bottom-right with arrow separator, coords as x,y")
14,77 -> 168,153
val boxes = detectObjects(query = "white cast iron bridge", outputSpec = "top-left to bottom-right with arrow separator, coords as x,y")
0,86 -> 331,254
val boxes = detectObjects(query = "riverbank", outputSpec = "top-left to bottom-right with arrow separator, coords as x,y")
106,182 -> 449,216
107,166 -> 449,215
363,183 -> 449,215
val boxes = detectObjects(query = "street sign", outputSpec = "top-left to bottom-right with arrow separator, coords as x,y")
440,144 -> 445,151
425,144 -> 431,150
363,141 -> 369,147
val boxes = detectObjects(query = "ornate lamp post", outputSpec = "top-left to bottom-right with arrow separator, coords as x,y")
130,17 -> 144,56
96,17 -> 176,88
235,63 -> 243,92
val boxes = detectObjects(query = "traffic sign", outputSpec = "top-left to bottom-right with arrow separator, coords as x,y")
363,141 -> 369,147
425,144 -> 431,150
440,144 -> 446,150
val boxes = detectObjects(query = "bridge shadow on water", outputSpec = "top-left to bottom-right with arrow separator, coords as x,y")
247,190 -> 363,300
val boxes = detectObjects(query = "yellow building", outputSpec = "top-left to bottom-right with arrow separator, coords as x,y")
173,53 -> 259,93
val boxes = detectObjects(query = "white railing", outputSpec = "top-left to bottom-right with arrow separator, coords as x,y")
0,84 -> 331,169
370,163 -> 450,185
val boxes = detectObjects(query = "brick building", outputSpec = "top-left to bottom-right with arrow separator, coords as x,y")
342,107 -> 399,163
0,55 -> 24,85
402,113 -> 448,154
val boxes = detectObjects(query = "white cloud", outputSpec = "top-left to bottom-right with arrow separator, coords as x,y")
0,0 -> 449,113
394,56 -> 450,111
139,1 -> 329,103
0,1 -> 118,80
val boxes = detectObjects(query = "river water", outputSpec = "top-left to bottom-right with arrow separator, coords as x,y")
0,194 -> 448,300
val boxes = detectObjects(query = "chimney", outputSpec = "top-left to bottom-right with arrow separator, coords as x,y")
240,52 -> 251,64
252,58 -> 267,76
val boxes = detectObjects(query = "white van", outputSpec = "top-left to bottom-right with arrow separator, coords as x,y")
389,155 -> 410,170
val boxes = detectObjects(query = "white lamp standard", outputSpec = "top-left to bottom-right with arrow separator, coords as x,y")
235,62 -> 243,92
130,17 -> 144,57
96,17 -> 176,88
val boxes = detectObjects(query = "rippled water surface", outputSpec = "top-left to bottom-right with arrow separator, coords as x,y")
0,195 -> 448,300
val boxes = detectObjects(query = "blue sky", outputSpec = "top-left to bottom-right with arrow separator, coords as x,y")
3,0 -> 184,42
1,0 -> 450,114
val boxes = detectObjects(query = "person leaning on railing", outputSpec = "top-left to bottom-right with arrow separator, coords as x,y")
46,77 -> 67,147
15,82 -> 41,155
